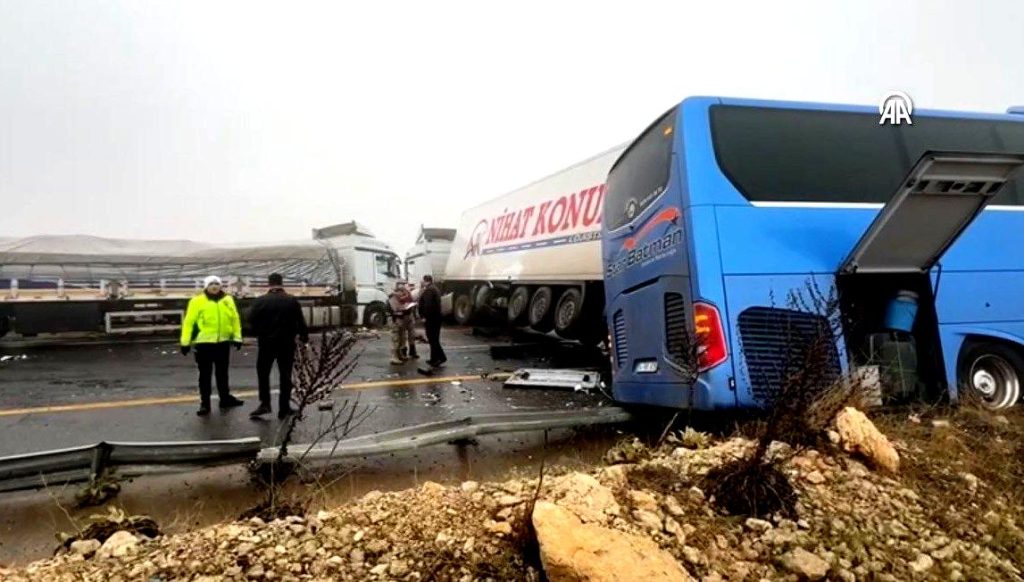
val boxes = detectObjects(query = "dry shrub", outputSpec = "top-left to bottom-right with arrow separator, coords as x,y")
703,459 -> 797,519
704,279 -> 870,518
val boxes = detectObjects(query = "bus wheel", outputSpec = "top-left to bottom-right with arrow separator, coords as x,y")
453,293 -> 476,326
958,342 -> 1023,410
507,287 -> 531,326
528,286 -> 557,333
554,287 -> 584,338
363,303 -> 388,329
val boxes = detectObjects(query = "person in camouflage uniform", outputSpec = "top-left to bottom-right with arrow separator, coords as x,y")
387,283 -> 417,365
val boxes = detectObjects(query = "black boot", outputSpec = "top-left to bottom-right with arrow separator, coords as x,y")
250,403 -> 272,418
197,403 -> 211,416
220,395 -> 244,409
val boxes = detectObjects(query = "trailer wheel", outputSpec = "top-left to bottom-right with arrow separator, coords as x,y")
553,287 -> 586,338
453,293 -> 476,326
363,303 -> 388,329
507,287 -> 531,326
528,286 -> 557,333
958,341 -> 1023,410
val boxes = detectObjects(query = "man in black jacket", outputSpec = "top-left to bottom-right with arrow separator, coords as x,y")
418,275 -> 446,367
248,273 -> 309,419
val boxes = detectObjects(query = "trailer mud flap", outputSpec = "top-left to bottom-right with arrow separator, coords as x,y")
840,152 -> 1024,274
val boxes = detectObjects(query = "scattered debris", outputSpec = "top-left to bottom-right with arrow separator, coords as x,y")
504,368 -> 601,391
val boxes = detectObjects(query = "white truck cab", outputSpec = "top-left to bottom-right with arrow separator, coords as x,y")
312,222 -> 403,328
405,226 -> 456,315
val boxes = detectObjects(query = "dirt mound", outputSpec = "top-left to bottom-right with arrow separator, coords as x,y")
2,408 -> 1023,581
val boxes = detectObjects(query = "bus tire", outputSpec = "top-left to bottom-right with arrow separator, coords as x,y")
453,293 -> 476,326
554,287 -> 585,338
958,341 -> 1023,410
363,303 -> 388,329
507,286 -> 531,326
528,286 -> 557,333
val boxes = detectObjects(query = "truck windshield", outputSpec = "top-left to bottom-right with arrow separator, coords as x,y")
711,105 -> 1024,205
605,108 -> 677,230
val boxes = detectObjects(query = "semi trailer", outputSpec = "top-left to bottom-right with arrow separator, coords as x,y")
443,143 -> 627,344
0,221 -> 403,339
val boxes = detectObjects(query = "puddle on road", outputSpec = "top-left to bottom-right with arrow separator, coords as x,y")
0,426 -> 626,566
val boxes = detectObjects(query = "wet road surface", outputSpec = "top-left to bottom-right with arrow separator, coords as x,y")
0,327 -> 609,457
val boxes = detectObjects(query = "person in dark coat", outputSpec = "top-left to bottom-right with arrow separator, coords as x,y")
418,275 -> 446,367
247,273 -> 309,419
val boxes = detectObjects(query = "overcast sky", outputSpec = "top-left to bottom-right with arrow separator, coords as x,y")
1,0 -> 1023,253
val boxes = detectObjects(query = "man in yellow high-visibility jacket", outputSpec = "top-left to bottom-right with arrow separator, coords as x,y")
180,275 -> 245,416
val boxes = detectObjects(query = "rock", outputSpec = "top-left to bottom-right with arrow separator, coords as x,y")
837,568 -> 856,582
835,407 -> 900,473
389,559 -> 409,576
687,487 -> 705,502
546,472 -> 621,524
601,464 -> 631,486
532,501 -> 693,581
745,518 -> 773,533
663,495 -> 686,518
69,539 -> 101,558
460,481 -> 480,493
805,470 -> 827,485
909,554 -> 934,573
349,548 -> 365,564
435,532 -> 450,544
664,517 -> 685,542
370,563 -> 388,575
826,430 -> 841,444
96,530 -> 139,559
780,547 -> 830,581
361,490 -> 384,503
994,415 -> 1010,425
632,509 -> 663,532
486,520 -> 513,535
931,419 -> 951,428
682,545 -> 705,567
628,490 -> 660,513
497,494 -> 523,507
960,473 -> 980,493
327,555 -> 345,567
422,481 -> 446,495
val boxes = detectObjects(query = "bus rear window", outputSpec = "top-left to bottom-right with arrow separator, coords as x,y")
605,108 -> 677,230
710,105 -> 1024,205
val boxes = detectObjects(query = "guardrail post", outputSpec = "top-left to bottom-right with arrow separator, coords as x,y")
89,442 -> 112,486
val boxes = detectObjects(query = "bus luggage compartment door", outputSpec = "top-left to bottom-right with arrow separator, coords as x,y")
840,152 -> 1024,275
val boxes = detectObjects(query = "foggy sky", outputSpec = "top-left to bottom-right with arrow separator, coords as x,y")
2,0 -> 1023,254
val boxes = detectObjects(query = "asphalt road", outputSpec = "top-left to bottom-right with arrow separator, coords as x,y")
0,327 -> 609,457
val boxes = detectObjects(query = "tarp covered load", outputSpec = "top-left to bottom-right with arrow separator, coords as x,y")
0,235 -> 343,285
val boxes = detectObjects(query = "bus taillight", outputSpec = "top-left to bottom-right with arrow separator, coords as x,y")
694,302 -> 727,371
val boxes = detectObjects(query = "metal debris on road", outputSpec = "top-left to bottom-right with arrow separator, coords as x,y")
504,368 -> 601,391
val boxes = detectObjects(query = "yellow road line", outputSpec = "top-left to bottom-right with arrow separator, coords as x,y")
0,373 -> 510,418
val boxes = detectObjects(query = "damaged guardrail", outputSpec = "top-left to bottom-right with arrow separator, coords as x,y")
0,437 -> 262,493
258,407 -> 634,465
0,408 -> 635,492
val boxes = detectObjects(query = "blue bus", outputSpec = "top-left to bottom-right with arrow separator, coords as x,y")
602,97 -> 1024,411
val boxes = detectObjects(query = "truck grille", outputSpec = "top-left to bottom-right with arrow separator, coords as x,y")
612,309 -> 628,368
737,307 -> 841,403
664,293 -> 691,368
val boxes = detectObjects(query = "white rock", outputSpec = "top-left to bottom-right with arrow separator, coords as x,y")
69,539 -> 101,558
97,531 -> 138,559
780,548 -> 829,581
909,554 -> 934,573
460,481 -> 480,493
744,518 -> 773,533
